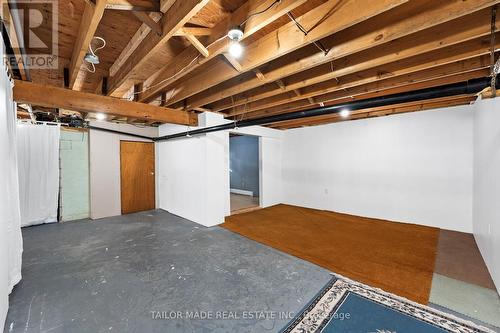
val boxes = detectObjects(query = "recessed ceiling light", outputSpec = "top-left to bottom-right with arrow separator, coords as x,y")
340,109 -> 350,118
95,113 -> 106,121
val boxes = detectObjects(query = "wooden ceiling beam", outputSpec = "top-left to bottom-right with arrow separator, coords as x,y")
106,2 -> 169,79
160,0 -> 176,12
275,80 -> 286,91
320,69 -> 488,106
242,69 -> 489,120
224,55 -> 243,71
137,0 -> 309,102
253,69 -> 266,81
107,0 -> 210,95
245,67 -> 489,120
268,97 -> 471,128
188,2 -> 500,111
105,0 -> 160,11
13,80 -> 197,125
108,12 -> 163,78
156,0 -> 407,107
225,40 -> 496,116
174,27 -> 212,37
210,10 -> 497,112
69,0 -> 107,90
184,34 -> 209,57
191,0 -> 496,110
132,11 -> 162,36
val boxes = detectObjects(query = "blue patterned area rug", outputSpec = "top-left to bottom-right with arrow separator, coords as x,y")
281,274 -> 496,333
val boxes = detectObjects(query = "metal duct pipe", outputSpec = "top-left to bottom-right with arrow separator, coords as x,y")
154,75 -> 500,142
88,126 -> 154,141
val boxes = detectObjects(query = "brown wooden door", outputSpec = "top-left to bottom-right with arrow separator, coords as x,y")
120,141 -> 155,214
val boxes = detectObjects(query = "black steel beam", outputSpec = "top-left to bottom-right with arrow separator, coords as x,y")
88,125 -> 154,141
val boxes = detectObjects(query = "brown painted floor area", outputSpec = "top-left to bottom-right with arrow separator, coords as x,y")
223,204 -> 440,304
435,229 -> 496,290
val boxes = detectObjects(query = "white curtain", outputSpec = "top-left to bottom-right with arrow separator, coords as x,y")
0,57 -> 23,326
16,124 -> 60,227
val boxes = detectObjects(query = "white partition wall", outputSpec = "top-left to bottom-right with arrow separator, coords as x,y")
473,97 -> 500,293
282,106 -> 474,233
156,113 -> 284,227
156,113 -> 229,227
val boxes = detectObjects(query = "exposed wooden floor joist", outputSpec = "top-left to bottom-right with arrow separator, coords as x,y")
267,95 -> 477,129
213,11 -> 497,113
154,0 -> 407,106
137,0 -> 310,102
6,0 -> 499,127
106,0 -> 211,95
183,0 -> 499,112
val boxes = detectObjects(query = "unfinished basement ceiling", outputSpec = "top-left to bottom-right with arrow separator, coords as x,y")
6,0 -> 500,127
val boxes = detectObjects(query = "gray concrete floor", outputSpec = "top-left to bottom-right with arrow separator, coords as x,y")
4,210 -> 331,333
6,209 -> 498,333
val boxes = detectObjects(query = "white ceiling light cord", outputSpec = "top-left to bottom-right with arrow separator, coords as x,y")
84,37 -> 107,73
125,1 -> 283,101
91,37 -> 107,56
85,62 -> 96,73
122,55 -> 201,101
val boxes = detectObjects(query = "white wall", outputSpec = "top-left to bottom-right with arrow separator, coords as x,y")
260,136 -> 283,207
89,122 -> 157,219
282,106 -> 474,232
156,113 -> 228,226
473,97 -> 500,293
157,126 -> 208,224
156,113 -> 283,227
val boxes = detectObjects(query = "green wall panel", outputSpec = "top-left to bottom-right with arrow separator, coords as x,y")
60,130 -> 89,221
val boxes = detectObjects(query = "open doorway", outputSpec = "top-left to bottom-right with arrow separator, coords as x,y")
229,134 -> 260,214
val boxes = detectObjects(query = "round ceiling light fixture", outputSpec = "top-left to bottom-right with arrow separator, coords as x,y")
84,37 -> 106,72
84,53 -> 100,65
227,26 -> 244,41
227,26 -> 244,58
